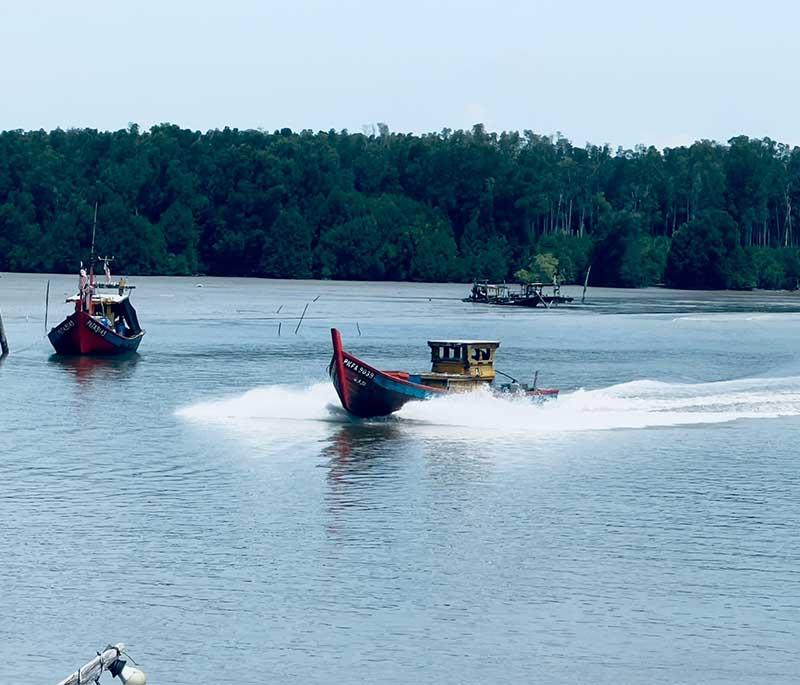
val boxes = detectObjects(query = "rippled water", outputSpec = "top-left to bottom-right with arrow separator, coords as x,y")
2,273 -> 800,683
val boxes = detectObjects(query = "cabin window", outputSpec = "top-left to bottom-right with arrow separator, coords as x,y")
437,346 -> 462,361
470,347 -> 492,362
433,345 -> 475,362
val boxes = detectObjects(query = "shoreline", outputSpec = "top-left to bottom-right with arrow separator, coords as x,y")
2,270 -> 800,296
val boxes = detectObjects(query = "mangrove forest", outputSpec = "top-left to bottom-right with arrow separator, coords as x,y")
1,123 -> 800,289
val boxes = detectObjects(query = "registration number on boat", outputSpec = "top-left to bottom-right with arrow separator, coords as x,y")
57,319 -> 75,334
86,319 -> 108,337
343,358 -> 374,380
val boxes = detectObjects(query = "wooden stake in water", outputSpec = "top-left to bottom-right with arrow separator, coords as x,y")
534,288 -> 551,310
44,279 -> 50,333
582,264 -> 592,304
278,321 -> 282,336
294,302 -> 309,334
0,307 -> 8,357
356,322 -> 362,336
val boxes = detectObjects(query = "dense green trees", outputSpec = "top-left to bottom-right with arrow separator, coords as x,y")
665,211 -> 748,289
1,124 -> 800,289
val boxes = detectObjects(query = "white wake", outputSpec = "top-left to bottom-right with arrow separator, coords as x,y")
176,375 -> 800,435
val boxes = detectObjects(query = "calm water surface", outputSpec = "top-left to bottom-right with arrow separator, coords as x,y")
1,273 -> 799,683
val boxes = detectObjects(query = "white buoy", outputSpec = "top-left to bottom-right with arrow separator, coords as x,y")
109,658 -> 147,684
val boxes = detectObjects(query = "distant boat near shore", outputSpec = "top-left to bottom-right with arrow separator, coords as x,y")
464,280 -> 574,308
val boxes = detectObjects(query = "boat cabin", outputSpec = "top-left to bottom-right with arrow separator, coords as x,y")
415,339 -> 500,390
523,281 -> 563,298
467,282 -> 512,304
66,282 -> 142,338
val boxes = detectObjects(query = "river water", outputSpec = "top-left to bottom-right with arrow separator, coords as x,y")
1,273 -> 799,684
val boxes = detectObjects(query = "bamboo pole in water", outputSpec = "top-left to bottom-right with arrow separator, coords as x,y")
44,279 -> 51,333
56,643 -> 125,685
582,264 -> 592,304
534,288 -> 551,310
0,307 -> 9,357
294,302 -> 310,334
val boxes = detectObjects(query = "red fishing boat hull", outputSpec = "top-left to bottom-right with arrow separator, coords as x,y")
329,329 -> 442,418
48,310 -> 144,355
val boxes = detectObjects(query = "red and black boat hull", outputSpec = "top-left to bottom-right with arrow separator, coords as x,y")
329,329 -> 442,419
48,310 -> 144,355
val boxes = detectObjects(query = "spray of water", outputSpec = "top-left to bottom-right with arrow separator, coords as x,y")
177,375 -> 800,436
177,382 -> 341,423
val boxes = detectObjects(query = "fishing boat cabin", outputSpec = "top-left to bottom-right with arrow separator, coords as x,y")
464,282 -> 513,304
64,282 -> 142,339
412,340 -> 500,390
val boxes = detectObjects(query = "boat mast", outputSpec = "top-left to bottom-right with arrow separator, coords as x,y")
89,201 -> 98,286
87,202 -> 98,314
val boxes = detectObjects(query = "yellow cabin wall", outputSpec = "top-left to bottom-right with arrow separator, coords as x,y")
430,345 -> 498,379
430,360 -> 467,374
430,361 -> 495,378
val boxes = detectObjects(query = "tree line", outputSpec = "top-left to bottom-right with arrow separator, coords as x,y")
1,123 -> 799,289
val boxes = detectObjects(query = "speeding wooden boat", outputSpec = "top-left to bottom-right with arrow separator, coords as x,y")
48,258 -> 144,355
329,328 -> 558,418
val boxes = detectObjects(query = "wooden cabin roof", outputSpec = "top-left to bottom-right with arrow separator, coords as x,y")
427,340 -> 500,347
66,291 -> 130,304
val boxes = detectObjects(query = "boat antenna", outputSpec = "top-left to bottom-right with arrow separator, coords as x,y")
495,368 -> 520,384
90,201 -> 98,264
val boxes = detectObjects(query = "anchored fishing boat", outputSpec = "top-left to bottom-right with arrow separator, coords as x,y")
464,280 -> 574,307
48,257 -> 144,355
329,328 -> 558,418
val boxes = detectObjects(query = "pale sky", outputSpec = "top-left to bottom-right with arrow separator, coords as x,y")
1,0 -> 797,148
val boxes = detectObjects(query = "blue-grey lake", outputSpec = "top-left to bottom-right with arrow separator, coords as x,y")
1,273 -> 799,683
